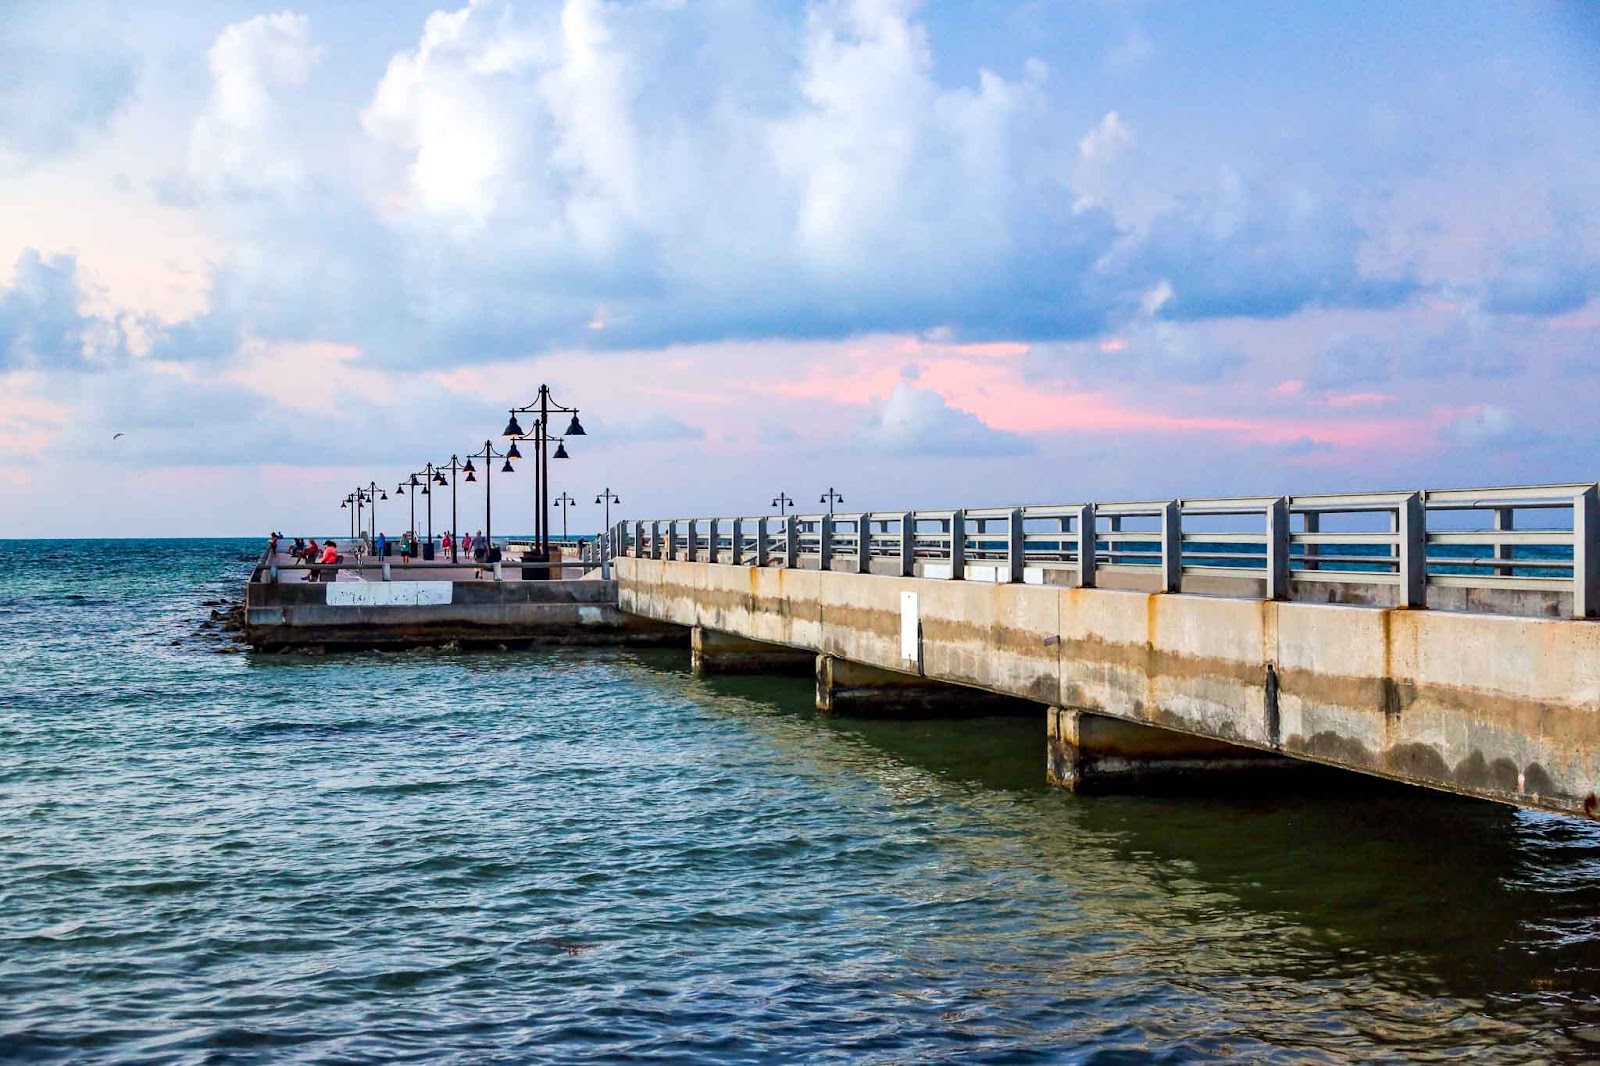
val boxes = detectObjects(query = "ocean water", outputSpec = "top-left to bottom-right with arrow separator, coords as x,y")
2,539 -> 1599,1064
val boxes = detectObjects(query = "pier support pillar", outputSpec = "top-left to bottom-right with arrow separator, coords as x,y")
691,626 -> 814,674
1047,706 -> 1300,791
816,655 -> 1038,717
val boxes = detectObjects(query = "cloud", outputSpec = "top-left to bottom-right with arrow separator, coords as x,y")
1027,311 -> 1244,386
1307,334 -> 1392,390
1122,173 -> 1418,321
188,12 -> 321,197
584,412 -> 704,445
0,250 -> 130,370
861,381 -> 1032,457
1442,404 -> 1538,449
1482,240 -> 1596,317
1078,111 -> 1133,166
249,0 -> 1122,357
0,30 -> 136,169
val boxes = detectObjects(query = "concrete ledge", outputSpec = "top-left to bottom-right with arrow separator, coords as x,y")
1047,706 -> 1303,791
817,655 -> 1040,717
692,626 -> 814,674
245,578 -> 684,649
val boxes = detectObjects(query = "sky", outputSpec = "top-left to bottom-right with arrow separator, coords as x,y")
1,0 -> 1597,537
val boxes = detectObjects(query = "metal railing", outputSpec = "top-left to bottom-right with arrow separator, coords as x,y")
611,482 -> 1600,618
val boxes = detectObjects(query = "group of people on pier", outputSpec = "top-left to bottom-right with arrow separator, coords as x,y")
267,530 -> 496,582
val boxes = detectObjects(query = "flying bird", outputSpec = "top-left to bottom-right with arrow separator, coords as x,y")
112,433 -> 124,440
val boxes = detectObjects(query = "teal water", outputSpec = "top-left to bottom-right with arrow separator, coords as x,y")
2,540 -> 1599,1063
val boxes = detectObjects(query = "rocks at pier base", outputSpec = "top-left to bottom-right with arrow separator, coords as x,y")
690,626 -> 814,675
1047,706 -> 1304,792
815,655 -> 1039,718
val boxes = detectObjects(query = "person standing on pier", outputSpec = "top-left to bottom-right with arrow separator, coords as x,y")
375,531 -> 387,560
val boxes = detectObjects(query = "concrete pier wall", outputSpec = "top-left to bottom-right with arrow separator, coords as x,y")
246,578 -> 683,649
616,556 -> 1600,817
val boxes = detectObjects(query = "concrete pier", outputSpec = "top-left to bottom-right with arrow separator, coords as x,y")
816,655 -> 1036,717
245,558 -> 681,650
1047,706 -> 1301,790
691,626 -> 814,674
615,555 -> 1600,818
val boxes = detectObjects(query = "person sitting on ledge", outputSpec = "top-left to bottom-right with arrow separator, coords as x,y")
311,539 -> 339,582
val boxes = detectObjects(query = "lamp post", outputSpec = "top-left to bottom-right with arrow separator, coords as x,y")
820,487 -> 843,515
435,457 -> 464,562
463,439 -> 515,550
342,493 -> 358,540
363,480 -> 386,547
595,488 -> 621,532
503,385 -> 586,557
772,493 -> 794,515
552,492 -> 576,544
396,474 -> 419,540
596,488 -> 621,578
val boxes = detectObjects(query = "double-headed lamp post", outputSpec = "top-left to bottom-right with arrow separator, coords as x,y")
772,493 -> 794,515
503,385 -> 586,558
434,457 -> 465,562
462,439 -> 516,549
596,488 -> 621,578
552,492 -> 576,544
595,488 -> 621,532
341,491 -> 362,540
395,474 -> 420,540
820,487 -> 843,515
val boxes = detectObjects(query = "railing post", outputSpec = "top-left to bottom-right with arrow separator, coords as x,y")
1576,485 -> 1598,619
899,512 -> 916,576
1007,507 -> 1025,583
1494,506 -> 1514,578
705,518 -> 717,563
687,519 -> 699,562
1266,497 -> 1289,600
648,521 -> 659,559
818,513 -> 834,571
1076,504 -> 1096,588
1160,501 -> 1181,593
784,516 -> 798,568
857,516 -> 872,573
1398,492 -> 1426,608
382,559 -> 392,582
668,520 -> 680,561
601,523 -> 613,579
757,517 -> 770,567
1300,509 -> 1319,571
731,518 -> 745,565
949,509 -> 966,580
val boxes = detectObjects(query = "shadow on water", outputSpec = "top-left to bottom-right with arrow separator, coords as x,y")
624,648 -> 1600,1027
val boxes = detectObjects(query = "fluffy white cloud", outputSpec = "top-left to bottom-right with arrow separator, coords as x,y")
344,0 -> 1115,354
188,12 -> 320,196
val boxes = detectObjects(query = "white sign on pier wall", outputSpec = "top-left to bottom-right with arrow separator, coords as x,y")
325,582 -> 454,607
900,591 -> 919,666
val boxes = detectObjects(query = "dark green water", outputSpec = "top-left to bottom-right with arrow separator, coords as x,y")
2,540 -> 1598,1063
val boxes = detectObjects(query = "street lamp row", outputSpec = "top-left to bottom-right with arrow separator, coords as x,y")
337,383 -> 593,566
